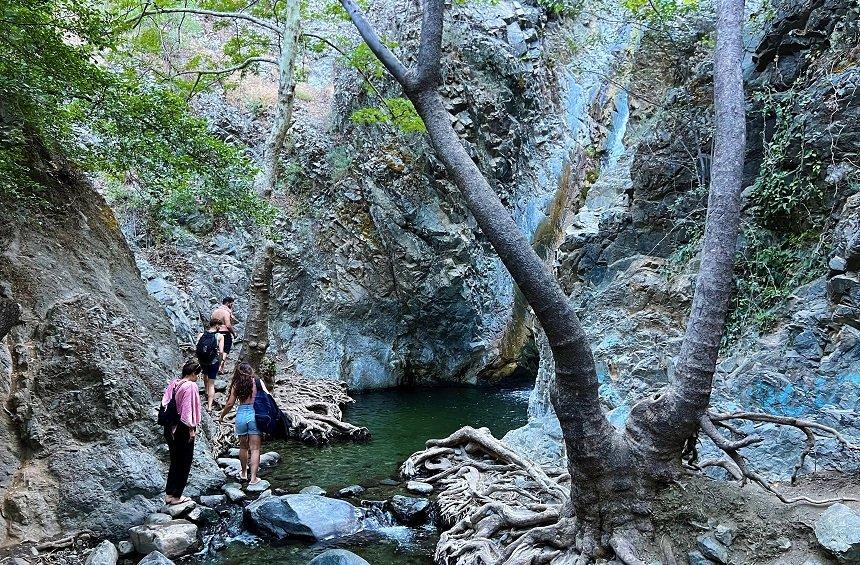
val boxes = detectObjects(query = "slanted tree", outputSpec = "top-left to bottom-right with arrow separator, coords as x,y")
341,0 -> 856,557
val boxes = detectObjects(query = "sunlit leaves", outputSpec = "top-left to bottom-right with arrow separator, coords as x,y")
351,98 -> 426,134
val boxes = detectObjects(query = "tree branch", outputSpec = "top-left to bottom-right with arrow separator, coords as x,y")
338,0 -> 410,86
172,56 -> 278,78
138,7 -> 282,34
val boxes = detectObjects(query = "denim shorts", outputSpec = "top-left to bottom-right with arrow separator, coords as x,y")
235,405 -> 259,437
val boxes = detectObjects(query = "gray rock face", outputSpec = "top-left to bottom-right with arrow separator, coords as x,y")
387,495 -> 431,525
815,503 -> 860,563
0,147 -> 222,544
307,549 -> 371,565
245,494 -> 362,540
85,540 -> 118,565
128,520 -> 198,558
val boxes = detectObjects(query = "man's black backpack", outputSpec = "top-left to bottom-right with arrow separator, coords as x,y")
196,332 -> 219,366
158,380 -> 183,427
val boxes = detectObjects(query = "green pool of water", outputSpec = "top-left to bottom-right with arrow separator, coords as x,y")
197,385 -> 530,565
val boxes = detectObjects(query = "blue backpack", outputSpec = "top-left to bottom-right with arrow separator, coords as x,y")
253,378 -> 289,438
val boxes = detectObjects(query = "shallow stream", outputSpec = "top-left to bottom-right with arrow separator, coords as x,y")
195,385 -> 530,564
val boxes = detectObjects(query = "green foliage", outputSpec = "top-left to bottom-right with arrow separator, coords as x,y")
622,0 -> 698,24
537,0 -> 583,18
351,98 -> 426,134
749,89 -> 823,230
0,0 -> 271,228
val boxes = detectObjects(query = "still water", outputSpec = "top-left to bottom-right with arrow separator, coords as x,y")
196,385 -> 530,565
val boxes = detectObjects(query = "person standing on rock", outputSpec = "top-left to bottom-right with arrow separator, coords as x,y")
161,360 -> 202,505
196,319 -> 225,411
219,362 -> 267,485
210,297 -> 237,370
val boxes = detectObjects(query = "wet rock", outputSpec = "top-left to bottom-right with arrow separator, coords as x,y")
199,494 -> 225,508
697,534 -> 728,563
186,506 -> 219,525
137,551 -> 175,565
128,520 -> 198,558
260,451 -> 282,467
387,495 -> 430,525
117,541 -> 134,556
378,478 -> 399,486
338,485 -> 365,498
222,483 -> 246,502
815,503 -> 860,563
160,500 -> 195,518
217,458 -> 241,477
307,549 -> 371,565
85,540 -> 118,565
245,494 -> 361,540
300,486 -> 327,496
406,481 -> 433,495
247,479 -> 271,493
146,513 -> 173,525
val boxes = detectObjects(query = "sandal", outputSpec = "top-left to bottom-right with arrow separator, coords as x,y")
168,496 -> 192,505
248,478 -> 261,485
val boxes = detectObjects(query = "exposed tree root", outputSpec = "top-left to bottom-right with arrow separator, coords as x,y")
215,373 -> 369,453
692,412 -> 860,505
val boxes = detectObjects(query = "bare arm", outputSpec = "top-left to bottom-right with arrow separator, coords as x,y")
219,387 -> 236,421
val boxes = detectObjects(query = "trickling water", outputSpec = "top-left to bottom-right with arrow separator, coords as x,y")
193,385 -> 530,565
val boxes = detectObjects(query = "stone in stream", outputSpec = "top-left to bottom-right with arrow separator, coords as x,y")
260,451 -> 282,467
307,549 -> 371,565
815,503 -> 860,563
128,519 -> 198,558
247,479 -> 271,493
159,500 -> 195,518
245,494 -> 361,540
406,481 -> 433,495
199,494 -> 226,508
338,485 -> 365,498
186,505 -> 219,525
228,448 -> 241,458
84,540 -> 118,565
145,513 -> 173,525
222,482 -> 246,502
387,495 -> 431,525
300,485 -> 327,496
378,478 -> 399,486
217,458 -> 242,477
137,551 -> 176,565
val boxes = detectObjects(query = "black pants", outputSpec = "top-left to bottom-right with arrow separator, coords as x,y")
219,331 -> 233,354
165,423 -> 195,498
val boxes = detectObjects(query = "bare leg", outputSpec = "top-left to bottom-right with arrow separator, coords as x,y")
239,435 -> 249,480
249,434 -> 262,483
206,377 -> 215,411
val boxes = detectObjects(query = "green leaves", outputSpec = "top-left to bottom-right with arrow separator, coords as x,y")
350,98 -> 426,134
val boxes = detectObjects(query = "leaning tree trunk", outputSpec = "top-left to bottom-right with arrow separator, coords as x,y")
255,1 -> 300,198
342,0 -> 746,544
238,243 -> 275,382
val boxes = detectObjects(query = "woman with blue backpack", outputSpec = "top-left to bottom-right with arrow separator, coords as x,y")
159,360 -> 202,505
219,362 -> 268,485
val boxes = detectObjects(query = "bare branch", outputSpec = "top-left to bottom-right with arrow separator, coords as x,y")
415,0 -> 443,88
138,7 -> 282,34
171,56 -> 278,79
338,0 -> 409,86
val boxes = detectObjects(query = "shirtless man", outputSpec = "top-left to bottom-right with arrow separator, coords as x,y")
211,297 -> 237,369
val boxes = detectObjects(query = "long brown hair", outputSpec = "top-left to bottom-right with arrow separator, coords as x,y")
232,362 -> 255,402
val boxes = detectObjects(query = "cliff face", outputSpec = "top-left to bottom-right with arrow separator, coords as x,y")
507,0 -> 860,477
0,130 -> 223,545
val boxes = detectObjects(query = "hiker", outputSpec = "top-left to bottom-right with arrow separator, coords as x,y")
160,360 -> 202,505
219,362 -> 268,485
196,319 -> 225,411
210,297 -> 237,369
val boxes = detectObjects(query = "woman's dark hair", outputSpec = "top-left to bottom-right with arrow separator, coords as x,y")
222,297 -> 234,305
208,317 -> 220,329
182,360 -> 201,377
232,362 -> 255,402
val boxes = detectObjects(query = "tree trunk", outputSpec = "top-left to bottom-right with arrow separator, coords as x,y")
255,2 -> 300,198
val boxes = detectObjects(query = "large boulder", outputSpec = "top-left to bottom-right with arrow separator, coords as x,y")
128,520 -> 198,558
137,551 -> 176,565
307,549 -> 371,565
85,540 -> 118,565
815,503 -> 860,563
387,495 -> 430,525
245,494 -> 361,540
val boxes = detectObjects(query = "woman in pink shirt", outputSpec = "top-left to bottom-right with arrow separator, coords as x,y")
161,360 -> 202,505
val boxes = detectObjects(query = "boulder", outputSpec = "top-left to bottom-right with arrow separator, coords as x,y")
406,481 -> 433,495
199,494 -> 226,507
222,482 -> 246,502
338,485 -> 365,498
697,534 -> 728,563
307,549 -> 371,565
159,500 -> 195,518
387,495 -> 430,525
187,505 -> 219,525
815,503 -> 860,563
300,486 -> 327,496
260,451 -> 282,467
247,479 -> 271,493
85,540 -> 118,565
687,550 -> 716,565
245,494 -> 361,540
117,540 -> 134,556
129,520 -> 198,558
145,513 -> 173,525
137,551 -> 175,565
